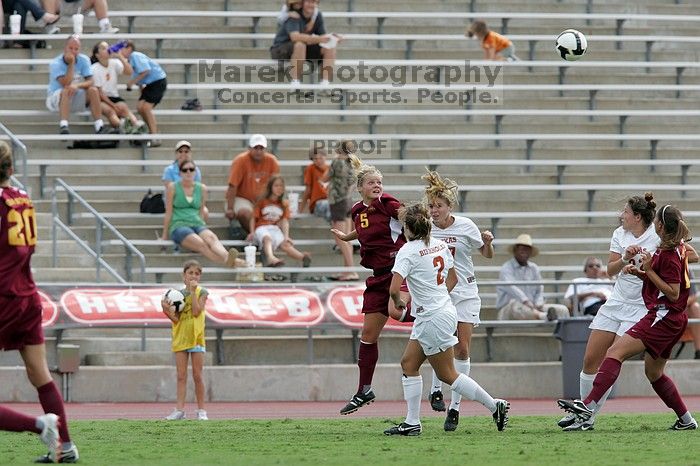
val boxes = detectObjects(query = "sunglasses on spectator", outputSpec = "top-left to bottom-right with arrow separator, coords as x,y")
177,148 -> 191,153
180,167 -> 196,173
587,263 -> 602,268
252,145 -> 265,150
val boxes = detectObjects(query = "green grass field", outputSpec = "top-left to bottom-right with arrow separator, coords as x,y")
1,414 -> 697,465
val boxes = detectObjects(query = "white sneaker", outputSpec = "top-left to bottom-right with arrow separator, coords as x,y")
196,409 -> 209,421
44,23 -> 61,34
99,23 -> 120,34
37,413 -> 60,462
165,409 -> 185,420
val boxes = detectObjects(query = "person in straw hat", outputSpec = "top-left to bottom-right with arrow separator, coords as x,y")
495,233 -> 569,321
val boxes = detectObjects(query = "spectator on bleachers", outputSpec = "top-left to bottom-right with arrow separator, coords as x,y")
46,34 -> 111,135
120,40 -> 167,147
3,0 -> 58,35
564,257 -> 614,316
300,146 -> 330,222
90,40 -> 143,134
162,160 -> 243,268
466,20 -> 519,61
161,259 -> 209,421
247,175 -> 311,268
496,234 -> 570,321
225,134 -> 280,240
276,0 -> 317,26
325,140 -> 358,281
270,0 -> 341,88
162,140 -> 202,188
40,0 -> 118,34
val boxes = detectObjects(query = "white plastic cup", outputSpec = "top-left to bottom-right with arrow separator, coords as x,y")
9,12 -> 21,36
288,192 -> 299,216
244,245 -> 256,268
72,13 -> 84,34
320,34 -> 338,49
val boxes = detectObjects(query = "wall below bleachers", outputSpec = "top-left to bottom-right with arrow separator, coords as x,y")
1,361 -> 699,402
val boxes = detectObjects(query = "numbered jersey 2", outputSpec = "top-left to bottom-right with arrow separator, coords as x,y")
392,237 -> 454,319
0,186 -> 38,296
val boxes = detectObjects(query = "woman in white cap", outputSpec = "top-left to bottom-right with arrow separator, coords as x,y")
162,140 -> 202,188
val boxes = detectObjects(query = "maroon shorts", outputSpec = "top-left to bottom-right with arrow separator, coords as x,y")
362,271 -> 409,315
0,293 -> 44,351
626,307 -> 687,360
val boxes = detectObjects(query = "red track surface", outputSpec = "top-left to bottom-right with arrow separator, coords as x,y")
6,397 -> 700,420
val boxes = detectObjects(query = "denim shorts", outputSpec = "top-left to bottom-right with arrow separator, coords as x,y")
171,225 -> 208,245
186,345 -> 206,353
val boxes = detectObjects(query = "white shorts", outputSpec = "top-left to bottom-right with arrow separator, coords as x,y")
46,88 -> 87,113
254,224 -> 285,250
589,300 -> 647,336
59,0 -> 85,16
454,296 -> 481,326
410,307 -> 458,356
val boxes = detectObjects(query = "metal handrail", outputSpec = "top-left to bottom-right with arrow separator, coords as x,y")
0,121 -> 28,188
51,178 -> 146,283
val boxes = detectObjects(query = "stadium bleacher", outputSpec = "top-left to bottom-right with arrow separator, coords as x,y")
1,0 -> 700,402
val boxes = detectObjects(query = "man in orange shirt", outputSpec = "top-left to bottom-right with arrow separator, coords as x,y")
225,134 -> 280,240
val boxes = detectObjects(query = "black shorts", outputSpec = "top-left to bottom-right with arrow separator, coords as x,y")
108,96 -> 124,104
330,198 -> 352,222
270,42 -> 322,61
139,78 -> 167,106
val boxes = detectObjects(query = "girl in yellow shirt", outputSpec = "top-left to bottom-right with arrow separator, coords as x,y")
161,260 -> 209,421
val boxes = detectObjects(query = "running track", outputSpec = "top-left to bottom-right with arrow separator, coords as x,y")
6,397 -> 700,420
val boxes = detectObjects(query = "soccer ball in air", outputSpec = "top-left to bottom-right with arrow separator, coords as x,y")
163,288 -> 185,313
556,29 -> 587,61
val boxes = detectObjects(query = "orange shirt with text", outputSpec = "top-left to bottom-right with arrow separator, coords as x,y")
227,151 -> 280,202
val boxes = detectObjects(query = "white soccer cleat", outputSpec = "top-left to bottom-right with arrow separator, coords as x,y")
38,413 -> 60,462
165,409 -> 186,420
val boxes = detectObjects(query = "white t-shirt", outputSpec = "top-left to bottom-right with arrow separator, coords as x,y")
90,58 -> 124,98
608,224 -> 659,305
564,277 -> 614,311
431,215 -> 483,302
392,237 -> 454,319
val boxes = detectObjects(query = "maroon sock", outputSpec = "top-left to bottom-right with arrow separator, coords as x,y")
651,374 -> 688,418
37,381 -> 70,442
357,341 -> 379,393
0,405 -> 40,433
584,357 -> 622,405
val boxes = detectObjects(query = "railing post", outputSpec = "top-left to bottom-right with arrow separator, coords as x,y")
95,220 -> 103,282
52,184 -> 58,268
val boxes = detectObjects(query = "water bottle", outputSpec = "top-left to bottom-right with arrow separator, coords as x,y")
108,40 -> 128,54
10,11 -> 21,36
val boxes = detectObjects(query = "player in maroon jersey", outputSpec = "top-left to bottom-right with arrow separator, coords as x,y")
0,141 -> 79,462
559,204 -> 698,430
332,154 -> 409,415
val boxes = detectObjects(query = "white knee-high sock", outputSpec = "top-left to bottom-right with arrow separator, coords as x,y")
449,358 -> 470,411
402,375 -> 423,425
450,373 -> 496,413
580,371 -> 612,420
430,369 -> 442,393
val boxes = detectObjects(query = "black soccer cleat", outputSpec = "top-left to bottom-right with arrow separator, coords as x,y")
557,413 -> 577,428
669,418 -> 698,431
557,399 -> 593,422
444,408 -> 460,432
429,390 -> 446,412
384,422 -> 422,436
493,399 -> 510,431
340,389 -> 376,415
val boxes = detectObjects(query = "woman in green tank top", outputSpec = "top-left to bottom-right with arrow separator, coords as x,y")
161,160 -> 243,267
